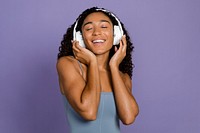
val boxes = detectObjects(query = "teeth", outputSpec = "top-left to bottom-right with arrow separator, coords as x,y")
92,40 -> 105,43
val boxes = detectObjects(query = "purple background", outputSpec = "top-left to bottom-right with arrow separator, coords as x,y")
0,0 -> 200,133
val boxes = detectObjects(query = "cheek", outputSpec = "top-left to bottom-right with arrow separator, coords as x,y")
81,32 -> 94,49
82,32 -> 90,42
82,29 -> 93,38
109,28 -> 114,37
106,30 -> 114,42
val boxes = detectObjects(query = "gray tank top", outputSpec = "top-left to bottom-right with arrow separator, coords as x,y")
62,92 -> 120,133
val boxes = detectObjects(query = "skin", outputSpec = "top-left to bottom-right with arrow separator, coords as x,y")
57,12 -> 139,124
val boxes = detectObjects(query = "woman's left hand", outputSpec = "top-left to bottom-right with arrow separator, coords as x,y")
109,35 -> 127,67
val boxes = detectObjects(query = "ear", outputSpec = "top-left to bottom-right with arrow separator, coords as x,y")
113,26 -> 123,45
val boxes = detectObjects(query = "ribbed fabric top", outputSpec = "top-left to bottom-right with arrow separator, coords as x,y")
62,92 -> 120,133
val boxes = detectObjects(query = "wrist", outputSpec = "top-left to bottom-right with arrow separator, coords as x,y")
109,60 -> 119,68
88,57 -> 97,66
109,63 -> 119,71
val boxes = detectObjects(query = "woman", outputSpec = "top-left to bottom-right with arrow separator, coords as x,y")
57,7 -> 139,133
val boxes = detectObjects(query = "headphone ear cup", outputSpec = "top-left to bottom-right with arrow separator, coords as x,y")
75,31 -> 86,48
113,26 -> 123,45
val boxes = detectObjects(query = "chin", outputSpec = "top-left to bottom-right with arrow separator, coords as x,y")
86,42 -> 112,55
93,49 -> 110,55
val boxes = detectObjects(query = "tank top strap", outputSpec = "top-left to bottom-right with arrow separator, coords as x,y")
77,60 -> 83,76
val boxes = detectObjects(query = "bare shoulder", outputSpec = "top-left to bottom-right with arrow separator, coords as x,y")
57,56 -> 77,70
120,72 -> 132,91
57,56 -> 75,67
56,56 -> 81,76
120,72 -> 131,81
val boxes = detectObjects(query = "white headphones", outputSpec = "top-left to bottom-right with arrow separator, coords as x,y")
73,8 -> 124,48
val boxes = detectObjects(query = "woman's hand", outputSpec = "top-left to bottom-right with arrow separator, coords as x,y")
109,35 -> 127,67
72,40 -> 96,65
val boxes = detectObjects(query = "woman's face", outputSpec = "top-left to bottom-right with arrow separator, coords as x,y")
81,12 -> 114,55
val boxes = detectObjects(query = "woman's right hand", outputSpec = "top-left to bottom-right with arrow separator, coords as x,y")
72,40 -> 96,65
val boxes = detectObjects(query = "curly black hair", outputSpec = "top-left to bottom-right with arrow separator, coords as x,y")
57,7 -> 134,78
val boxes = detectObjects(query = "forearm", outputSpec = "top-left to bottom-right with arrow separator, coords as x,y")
81,60 -> 101,116
110,66 -> 139,124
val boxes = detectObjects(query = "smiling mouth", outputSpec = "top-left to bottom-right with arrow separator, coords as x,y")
92,39 -> 105,44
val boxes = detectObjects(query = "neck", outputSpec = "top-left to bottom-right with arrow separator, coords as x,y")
96,53 -> 110,71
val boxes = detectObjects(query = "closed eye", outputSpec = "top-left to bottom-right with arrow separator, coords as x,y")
86,28 -> 93,31
101,26 -> 108,28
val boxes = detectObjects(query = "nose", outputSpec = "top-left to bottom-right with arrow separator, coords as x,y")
92,27 -> 101,36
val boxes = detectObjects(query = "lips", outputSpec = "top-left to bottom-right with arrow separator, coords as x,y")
92,39 -> 105,44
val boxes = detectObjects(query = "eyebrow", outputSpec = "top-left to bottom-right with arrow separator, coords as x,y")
82,20 -> 111,27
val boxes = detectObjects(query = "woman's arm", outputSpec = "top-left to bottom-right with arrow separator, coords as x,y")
110,67 -> 139,125
56,42 -> 101,120
109,35 -> 139,125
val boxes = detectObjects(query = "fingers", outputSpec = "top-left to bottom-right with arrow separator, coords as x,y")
72,40 -> 81,58
114,45 -> 118,52
72,40 -> 81,52
121,35 -> 127,52
119,35 -> 127,52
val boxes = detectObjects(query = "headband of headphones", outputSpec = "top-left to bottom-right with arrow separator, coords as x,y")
73,8 -> 124,47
